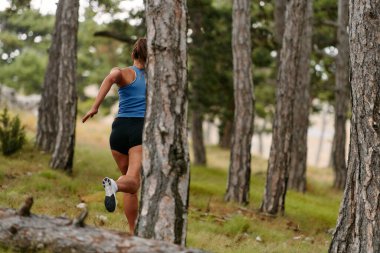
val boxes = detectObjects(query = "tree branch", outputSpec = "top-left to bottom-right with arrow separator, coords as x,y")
93,31 -> 135,44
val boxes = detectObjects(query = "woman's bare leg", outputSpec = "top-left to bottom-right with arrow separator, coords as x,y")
111,147 -> 142,234
111,150 -> 136,234
123,193 -> 138,234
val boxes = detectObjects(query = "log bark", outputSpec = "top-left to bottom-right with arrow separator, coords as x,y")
0,206 -> 205,252
135,0 -> 190,246
261,0 -> 313,215
36,0 -> 63,153
287,0 -> 313,192
191,110 -> 206,165
328,0 -> 380,252
224,0 -> 254,205
50,0 -> 79,171
332,0 -> 349,190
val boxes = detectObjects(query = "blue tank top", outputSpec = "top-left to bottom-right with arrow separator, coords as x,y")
117,66 -> 146,118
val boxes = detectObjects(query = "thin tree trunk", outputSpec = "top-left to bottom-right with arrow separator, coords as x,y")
135,0 -> 190,246
36,0 -> 63,153
287,0 -> 313,192
258,119 -> 268,155
50,0 -> 79,171
315,106 -> 328,166
224,0 -> 254,205
261,0 -> 313,215
219,118 -> 233,149
329,1 -> 380,251
192,110 -> 206,165
332,0 -> 349,190
189,6 -> 207,166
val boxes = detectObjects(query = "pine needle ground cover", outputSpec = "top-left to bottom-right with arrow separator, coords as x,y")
0,115 -> 341,253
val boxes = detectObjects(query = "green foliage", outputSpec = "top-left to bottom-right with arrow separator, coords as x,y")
0,49 -> 46,94
0,108 -> 26,156
311,0 -> 338,104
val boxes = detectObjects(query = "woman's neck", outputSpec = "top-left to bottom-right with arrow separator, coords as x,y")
133,60 -> 145,70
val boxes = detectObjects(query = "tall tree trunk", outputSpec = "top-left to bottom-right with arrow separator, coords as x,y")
190,9 -> 206,166
287,0 -> 313,192
219,118 -> 233,149
261,0 -> 313,215
274,0 -> 287,47
332,0 -> 349,190
192,110 -> 206,165
224,0 -> 254,205
328,1 -> 380,251
36,0 -> 63,153
50,0 -> 79,171
135,0 -> 190,246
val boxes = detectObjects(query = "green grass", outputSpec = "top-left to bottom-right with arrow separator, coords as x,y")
0,119 -> 342,253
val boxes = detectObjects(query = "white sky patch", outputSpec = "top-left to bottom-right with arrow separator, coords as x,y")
0,0 -> 144,24
0,0 -> 10,11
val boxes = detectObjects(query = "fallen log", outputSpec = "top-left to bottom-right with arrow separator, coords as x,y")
0,197 -> 206,253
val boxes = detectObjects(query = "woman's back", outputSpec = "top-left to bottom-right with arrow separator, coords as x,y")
117,66 -> 146,118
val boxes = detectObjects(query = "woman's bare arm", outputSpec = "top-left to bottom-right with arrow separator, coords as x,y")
82,68 -> 122,123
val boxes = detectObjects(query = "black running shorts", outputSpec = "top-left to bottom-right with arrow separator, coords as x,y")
109,117 -> 144,155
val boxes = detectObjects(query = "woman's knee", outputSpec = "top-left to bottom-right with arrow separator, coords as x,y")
129,177 -> 140,193
118,175 -> 140,193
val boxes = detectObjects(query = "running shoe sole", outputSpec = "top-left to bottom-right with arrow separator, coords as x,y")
102,177 -> 117,212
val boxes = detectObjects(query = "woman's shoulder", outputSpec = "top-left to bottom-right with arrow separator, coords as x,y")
112,67 -> 135,86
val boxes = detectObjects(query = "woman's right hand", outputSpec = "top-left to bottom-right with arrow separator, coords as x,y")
82,107 -> 98,123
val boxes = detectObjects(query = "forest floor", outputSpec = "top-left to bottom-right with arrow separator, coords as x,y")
0,113 -> 342,253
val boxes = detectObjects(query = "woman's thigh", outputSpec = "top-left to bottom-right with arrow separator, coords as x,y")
127,145 -> 142,182
111,149 -> 129,175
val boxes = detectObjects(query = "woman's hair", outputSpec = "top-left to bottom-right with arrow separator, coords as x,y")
131,38 -> 147,63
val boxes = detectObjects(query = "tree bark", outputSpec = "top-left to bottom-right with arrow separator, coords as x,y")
0,207 -> 205,253
135,0 -> 190,246
50,0 -> 79,171
274,0 -> 287,47
219,118 -> 233,149
287,0 -> 313,193
224,0 -> 254,205
191,110 -> 206,165
328,0 -> 380,252
189,8 -> 207,166
332,0 -> 349,190
36,0 -> 63,153
261,0 -> 313,215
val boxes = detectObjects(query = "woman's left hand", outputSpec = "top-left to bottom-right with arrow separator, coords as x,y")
82,107 -> 98,123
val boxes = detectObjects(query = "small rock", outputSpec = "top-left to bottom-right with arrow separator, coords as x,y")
293,235 -> 304,240
255,236 -> 263,242
96,215 -> 108,226
26,172 -> 33,176
304,237 -> 314,243
76,203 -> 87,209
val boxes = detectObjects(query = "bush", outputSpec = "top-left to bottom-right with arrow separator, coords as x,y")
0,108 -> 26,156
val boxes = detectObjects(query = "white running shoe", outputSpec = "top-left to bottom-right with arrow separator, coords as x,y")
102,177 -> 118,212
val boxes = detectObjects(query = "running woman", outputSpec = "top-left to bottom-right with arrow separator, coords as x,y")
82,38 -> 147,235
